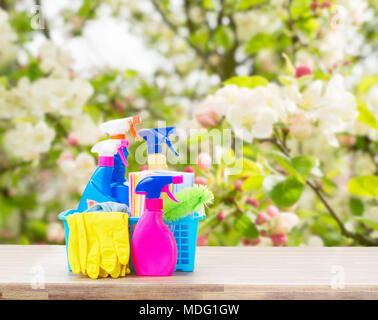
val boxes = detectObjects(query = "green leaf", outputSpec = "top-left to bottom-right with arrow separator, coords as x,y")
278,75 -> 295,86
245,33 -> 274,55
214,26 -> 235,50
355,217 -> 378,230
348,175 -> 378,198
281,53 -> 295,77
125,70 -> 138,77
349,197 -> 364,216
357,76 -> 378,94
291,155 -> 317,177
263,175 -> 305,207
290,0 -> 311,19
233,157 -> 263,178
242,175 -> 264,191
234,212 -> 259,239
237,0 -> 268,10
272,151 -> 318,182
202,0 -> 214,9
357,98 -> 378,130
295,17 -> 320,37
83,105 -> 101,123
189,28 -> 210,50
223,75 -> 269,89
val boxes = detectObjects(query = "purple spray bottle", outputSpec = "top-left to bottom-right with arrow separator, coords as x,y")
132,175 -> 183,276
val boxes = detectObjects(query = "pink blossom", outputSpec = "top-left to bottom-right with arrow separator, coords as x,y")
247,197 -> 259,208
58,150 -> 74,165
140,164 -> 148,171
289,113 -> 313,141
250,238 -> 261,246
256,212 -> 270,225
217,211 -> 226,222
197,235 -> 208,246
295,65 -> 312,78
242,237 -> 250,245
267,205 -> 279,217
196,152 -> 212,171
321,1 -> 331,8
67,133 -> 78,146
195,108 -> 219,128
234,177 -> 247,192
195,176 -> 208,185
270,233 -> 288,246
184,166 -> 195,173
337,135 -> 356,147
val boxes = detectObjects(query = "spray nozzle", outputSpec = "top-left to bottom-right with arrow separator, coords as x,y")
117,140 -> 130,167
135,175 -> 183,201
100,116 -> 142,141
138,127 -> 179,157
91,139 -> 124,157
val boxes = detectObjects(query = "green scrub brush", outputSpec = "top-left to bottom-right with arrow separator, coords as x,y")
163,185 -> 214,222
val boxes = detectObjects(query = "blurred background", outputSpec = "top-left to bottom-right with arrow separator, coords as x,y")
0,0 -> 377,247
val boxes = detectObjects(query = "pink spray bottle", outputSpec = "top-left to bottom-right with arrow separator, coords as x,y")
132,175 -> 183,276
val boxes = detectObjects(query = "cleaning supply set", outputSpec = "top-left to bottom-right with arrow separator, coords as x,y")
58,116 -> 212,278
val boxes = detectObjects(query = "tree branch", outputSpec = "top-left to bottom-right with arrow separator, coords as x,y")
150,0 -> 218,74
35,0 -> 51,39
269,132 -> 378,246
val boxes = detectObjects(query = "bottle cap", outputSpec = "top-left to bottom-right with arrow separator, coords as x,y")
100,116 -> 141,141
138,127 -> 179,156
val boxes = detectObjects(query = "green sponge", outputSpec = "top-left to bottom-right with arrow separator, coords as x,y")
163,185 -> 214,222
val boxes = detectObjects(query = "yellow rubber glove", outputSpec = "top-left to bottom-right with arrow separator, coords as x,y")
84,211 -> 130,278
67,213 -> 87,275
67,211 -> 130,279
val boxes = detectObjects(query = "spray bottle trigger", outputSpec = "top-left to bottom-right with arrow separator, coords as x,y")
162,185 -> 179,203
128,116 -> 142,142
117,140 -> 129,167
164,137 -> 179,156
117,147 -> 128,166
129,123 -> 142,142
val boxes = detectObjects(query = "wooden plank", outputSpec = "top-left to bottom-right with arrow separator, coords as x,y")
0,245 -> 378,299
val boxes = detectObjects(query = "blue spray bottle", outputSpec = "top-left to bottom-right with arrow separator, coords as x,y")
138,127 -> 179,170
77,139 -> 128,212
100,116 -> 141,206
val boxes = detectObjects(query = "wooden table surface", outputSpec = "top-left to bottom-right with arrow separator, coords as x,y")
0,245 -> 378,300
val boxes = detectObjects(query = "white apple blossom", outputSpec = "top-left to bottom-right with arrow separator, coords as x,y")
311,75 -> 358,146
337,0 -> 369,26
307,235 -> 324,247
234,9 -> 282,42
225,86 -> 279,142
262,83 -> 297,121
299,80 -> 323,110
0,9 -> 17,67
196,94 -> 229,118
39,41 -> 73,78
58,152 -> 96,193
215,85 -> 239,114
273,212 -> 299,234
3,121 -> 55,162
70,114 -> 102,146
290,112 -> 313,141
30,78 -> 93,117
